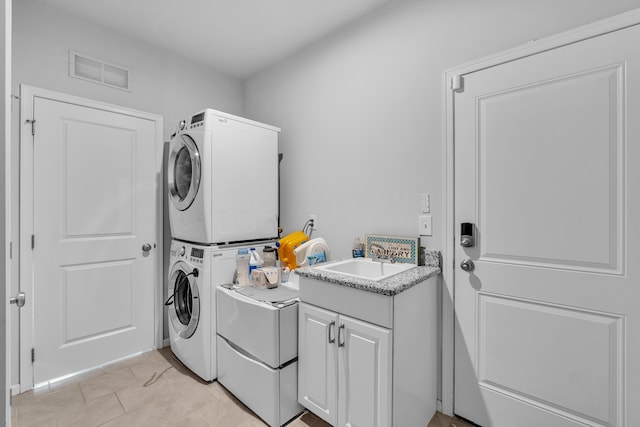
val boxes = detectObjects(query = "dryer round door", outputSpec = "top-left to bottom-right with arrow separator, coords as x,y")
168,261 -> 200,339
168,134 -> 201,211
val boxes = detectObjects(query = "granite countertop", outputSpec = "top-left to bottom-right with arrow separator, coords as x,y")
294,264 -> 440,296
294,250 -> 441,297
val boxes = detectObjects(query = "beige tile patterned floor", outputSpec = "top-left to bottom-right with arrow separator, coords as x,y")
12,347 -> 475,427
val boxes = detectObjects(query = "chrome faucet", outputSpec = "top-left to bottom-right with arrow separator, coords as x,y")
371,253 -> 395,263
369,243 -> 395,263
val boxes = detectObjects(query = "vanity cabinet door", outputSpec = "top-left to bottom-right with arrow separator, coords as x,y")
337,315 -> 392,427
298,303 -> 339,425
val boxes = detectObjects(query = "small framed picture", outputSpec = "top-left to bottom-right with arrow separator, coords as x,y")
365,235 -> 420,265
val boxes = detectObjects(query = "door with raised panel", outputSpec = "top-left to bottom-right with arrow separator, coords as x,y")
454,23 -> 640,426
298,303 -> 338,425
338,315 -> 391,427
28,94 -> 157,385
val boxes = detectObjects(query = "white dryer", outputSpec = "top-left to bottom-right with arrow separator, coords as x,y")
168,109 -> 280,245
166,240 -> 238,381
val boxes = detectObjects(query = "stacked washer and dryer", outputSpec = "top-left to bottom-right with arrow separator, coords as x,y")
167,108 -> 279,381
166,109 -> 302,426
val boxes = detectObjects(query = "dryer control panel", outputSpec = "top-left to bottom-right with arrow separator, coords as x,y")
186,111 -> 205,130
191,112 -> 205,124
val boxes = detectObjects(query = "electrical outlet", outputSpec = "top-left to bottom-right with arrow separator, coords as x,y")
309,214 -> 318,231
418,215 -> 432,236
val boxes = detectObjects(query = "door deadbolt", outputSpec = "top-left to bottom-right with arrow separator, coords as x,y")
460,259 -> 475,272
460,223 -> 475,247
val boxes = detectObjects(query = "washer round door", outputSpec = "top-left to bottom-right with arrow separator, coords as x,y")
168,261 -> 200,339
168,134 -> 201,211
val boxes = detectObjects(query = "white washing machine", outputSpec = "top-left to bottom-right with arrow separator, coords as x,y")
168,109 -> 280,245
167,240 -> 238,381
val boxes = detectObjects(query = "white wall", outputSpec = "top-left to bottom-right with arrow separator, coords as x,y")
11,0 -> 245,388
13,1 -> 245,136
244,0 -> 640,260
244,0 -> 640,404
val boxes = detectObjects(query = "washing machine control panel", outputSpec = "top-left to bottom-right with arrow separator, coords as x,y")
171,242 -> 206,265
190,247 -> 204,264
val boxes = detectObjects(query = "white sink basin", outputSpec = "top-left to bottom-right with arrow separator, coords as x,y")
314,258 -> 416,281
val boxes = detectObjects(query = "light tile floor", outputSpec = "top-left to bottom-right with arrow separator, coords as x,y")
12,348 -> 476,427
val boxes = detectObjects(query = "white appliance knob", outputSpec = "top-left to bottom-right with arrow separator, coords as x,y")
179,246 -> 186,257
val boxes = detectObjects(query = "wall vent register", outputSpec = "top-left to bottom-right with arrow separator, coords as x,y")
69,50 -> 133,92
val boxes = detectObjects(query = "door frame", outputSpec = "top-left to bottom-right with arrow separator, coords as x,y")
2,0 -> 10,423
441,8 -> 640,416
18,85 -> 164,392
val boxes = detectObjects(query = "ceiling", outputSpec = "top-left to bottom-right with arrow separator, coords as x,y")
34,0 -> 393,78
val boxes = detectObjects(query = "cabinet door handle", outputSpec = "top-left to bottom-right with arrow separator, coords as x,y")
338,324 -> 345,347
328,321 -> 336,343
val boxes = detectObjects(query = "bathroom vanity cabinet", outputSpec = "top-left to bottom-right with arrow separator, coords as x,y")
296,266 -> 439,427
299,302 -> 392,426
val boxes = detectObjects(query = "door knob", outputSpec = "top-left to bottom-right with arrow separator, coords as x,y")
10,291 -> 25,308
460,259 -> 475,272
142,243 -> 152,252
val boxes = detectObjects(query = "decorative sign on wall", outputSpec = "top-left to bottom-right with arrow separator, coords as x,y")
365,235 -> 420,265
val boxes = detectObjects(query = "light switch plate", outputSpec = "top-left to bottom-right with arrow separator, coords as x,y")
418,215 -> 432,236
420,193 -> 430,213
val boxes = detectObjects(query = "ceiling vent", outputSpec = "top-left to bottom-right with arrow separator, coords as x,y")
69,51 -> 133,92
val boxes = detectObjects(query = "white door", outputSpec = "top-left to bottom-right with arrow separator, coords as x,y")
27,95 -> 157,385
454,23 -> 640,426
298,302 -> 338,425
338,315 -> 391,427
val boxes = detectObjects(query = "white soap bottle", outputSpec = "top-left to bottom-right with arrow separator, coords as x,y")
249,247 -> 264,275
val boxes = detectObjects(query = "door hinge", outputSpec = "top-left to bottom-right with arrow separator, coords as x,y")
451,75 -> 464,93
31,348 -> 35,363
26,119 -> 36,136
31,235 -> 35,250
9,241 -> 12,259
